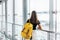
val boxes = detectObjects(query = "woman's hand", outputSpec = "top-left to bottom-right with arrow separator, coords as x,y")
38,24 -> 42,30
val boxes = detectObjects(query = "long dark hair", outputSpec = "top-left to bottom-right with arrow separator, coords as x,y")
30,11 -> 38,24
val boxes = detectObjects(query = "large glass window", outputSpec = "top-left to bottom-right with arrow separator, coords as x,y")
0,0 -> 60,40
6,0 -> 23,40
57,0 -> 60,33
15,0 -> 23,39
0,0 -> 23,40
15,0 -> 23,25
7,0 -> 13,23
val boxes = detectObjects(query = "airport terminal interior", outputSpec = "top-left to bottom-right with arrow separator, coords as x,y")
0,0 -> 60,40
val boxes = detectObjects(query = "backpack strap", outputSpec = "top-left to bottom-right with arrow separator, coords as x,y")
28,19 -> 30,23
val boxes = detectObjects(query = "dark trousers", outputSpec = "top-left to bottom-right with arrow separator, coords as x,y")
30,37 -> 32,40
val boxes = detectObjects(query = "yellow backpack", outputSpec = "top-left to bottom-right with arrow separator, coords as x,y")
21,22 -> 33,39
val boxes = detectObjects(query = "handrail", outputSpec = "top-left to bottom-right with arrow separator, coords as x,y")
0,29 -> 60,40
40,30 -> 60,35
0,21 -> 23,26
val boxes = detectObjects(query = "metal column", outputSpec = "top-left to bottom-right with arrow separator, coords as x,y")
0,0 -> 2,38
48,0 -> 53,40
23,0 -> 27,24
12,0 -> 15,40
5,0 -> 8,40
1,0 -> 3,31
1,0 -> 3,39
22,0 -> 27,40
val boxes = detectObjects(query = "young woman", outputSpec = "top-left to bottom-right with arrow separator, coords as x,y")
27,10 -> 42,40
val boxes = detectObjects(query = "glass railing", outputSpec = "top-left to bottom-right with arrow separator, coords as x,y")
0,29 -> 60,40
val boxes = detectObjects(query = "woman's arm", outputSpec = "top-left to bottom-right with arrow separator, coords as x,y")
38,24 -> 42,30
